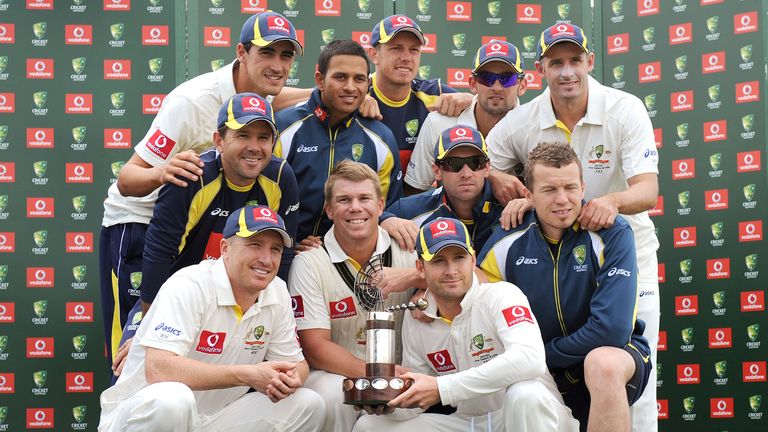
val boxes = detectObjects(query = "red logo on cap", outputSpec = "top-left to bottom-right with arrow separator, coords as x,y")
0,93 -> 14,113
204,26 -> 231,47
705,189 -> 728,210
27,0 -> 54,9
677,363 -> 700,383
671,158 -> 695,180
703,120 -> 726,142
737,150 -> 761,172
26,59 -> 54,79
266,16 -> 291,35
291,295 -> 305,318
241,0 -> 267,13
66,372 -> 94,393
657,400 -> 669,419
736,81 -> 760,103
27,198 -> 54,218
648,195 -> 663,217
502,305 -> 534,328
430,220 -> 458,238
743,361 -> 767,382
670,90 -> 694,112
26,408 -> 54,428
741,291 -> 765,312
315,0 -> 341,16
65,94 -> 93,114
516,4 -> 541,23
675,295 -> 699,315
65,25 -> 93,45
0,233 -> 15,253
739,220 -> 763,242
549,23 -> 576,38
352,32 -> 372,49
104,0 -> 130,11
449,127 -> 472,143
735,11 -> 758,34
607,33 -> 629,55
252,206 -> 278,224
143,25 -> 169,46
0,162 -> 14,183
65,302 -> 94,322
242,96 -> 267,115
329,297 -> 357,319
708,327 -> 732,348
657,330 -> 667,350
26,128 -> 54,148
196,331 -> 226,354
524,71 -> 542,90
26,337 -> 54,358
673,227 -> 697,248
427,350 -> 457,372
144,129 -> 176,160
710,398 -> 734,418
485,42 -> 509,58
447,68 -> 470,88
637,0 -> 660,16
638,61 -> 661,83
26,267 -> 54,287
447,2 -> 472,21
65,163 -> 93,183
66,232 -> 94,253
702,51 -> 725,74
143,94 -> 166,115
0,23 -> 14,44
422,33 -> 437,53
390,15 -> 416,29
669,23 -> 692,45
104,128 -> 131,149
104,59 -> 131,80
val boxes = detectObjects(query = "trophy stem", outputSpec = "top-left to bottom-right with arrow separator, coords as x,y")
366,363 -> 395,377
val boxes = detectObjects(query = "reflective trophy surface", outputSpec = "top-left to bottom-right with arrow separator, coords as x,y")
342,255 -> 428,405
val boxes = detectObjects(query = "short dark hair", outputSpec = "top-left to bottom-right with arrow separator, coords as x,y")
523,142 -> 582,188
317,40 -> 370,76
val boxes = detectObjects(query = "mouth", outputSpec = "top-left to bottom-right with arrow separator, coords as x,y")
346,217 -> 369,225
339,95 -> 358,104
251,267 -> 271,276
395,66 -> 412,73
242,155 -> 263,165
264,73 -> 284,82
552,208 -> 571,216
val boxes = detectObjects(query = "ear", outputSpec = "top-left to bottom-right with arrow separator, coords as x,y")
214,130 -> 225,153
220,237 -> 230,258
366,46 -> 379,65
534,60 -> 544,76
376,195 -> 385,216
580,181 -> 586,200
517,74 -> 528,97
524,186 -> 533,204
415,258 -> 425,279
236,43 -> 247,62
314,70 -> 324,91
586,52 -> 595,73
468,76 -> 478,95
433,163 -> 442,182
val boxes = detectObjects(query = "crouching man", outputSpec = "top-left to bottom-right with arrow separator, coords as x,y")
98,205 -> 324,432
355,218 -> 578,432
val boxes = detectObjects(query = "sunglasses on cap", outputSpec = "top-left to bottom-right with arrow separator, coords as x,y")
472,71 -> 524,88
438,155 -> 489,172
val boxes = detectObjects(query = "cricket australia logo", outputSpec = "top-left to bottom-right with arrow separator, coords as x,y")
572,245 -> 587,271
351,143 -> 364,162
587,145 -> 611,173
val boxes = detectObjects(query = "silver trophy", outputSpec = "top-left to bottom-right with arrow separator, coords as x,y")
342,255 -> 428,405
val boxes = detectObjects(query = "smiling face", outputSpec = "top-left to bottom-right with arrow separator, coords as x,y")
236,40 -> 295,96
222,230 -> 283,295
324,177 -> 384,247
416,246 -> 474,303
525,161 -> 584,241
215,121 -> 274,187
535,43 -> 594,103
316,54 -> 370,125
469,62 -> 526,116
370,31 -> 422,87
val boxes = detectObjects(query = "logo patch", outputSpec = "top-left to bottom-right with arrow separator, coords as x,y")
145,129 -> 176,160
502,305 -> 534,327
196,330 -> 226,354
329,296 -> 357,319
427,349 -> 457,372
291,295 -> 305,318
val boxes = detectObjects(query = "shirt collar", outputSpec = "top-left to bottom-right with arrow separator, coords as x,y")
457,95 -> 479,124
539,75 -> 604,130
324,225 -> 392,264
218,61 -> 238,103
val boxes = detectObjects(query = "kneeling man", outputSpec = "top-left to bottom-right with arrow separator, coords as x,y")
99,205 -> 324,432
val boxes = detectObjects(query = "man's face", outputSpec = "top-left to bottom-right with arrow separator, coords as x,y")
526,162 -> 584,237
469,62 -> 526,116
215,121 -> 274,187
416,246 -> 474,302
535,43 -> 594,102
236,40 -> 295,96
316,54 -> 370,119
434,146 -> 489,204
369,32 -> 422,86
221,230 -> 283,294
325,178 -> 384,245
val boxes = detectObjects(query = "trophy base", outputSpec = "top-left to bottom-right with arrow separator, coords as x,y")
342,376 -> 413,405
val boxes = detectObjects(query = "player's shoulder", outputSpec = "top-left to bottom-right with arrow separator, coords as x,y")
357,116 -> 396,142
411,78 -> 446,95
275,102 -> 312,128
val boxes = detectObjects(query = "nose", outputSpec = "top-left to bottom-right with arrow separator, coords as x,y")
458,163 -> 474,177
490,79 -> 505,90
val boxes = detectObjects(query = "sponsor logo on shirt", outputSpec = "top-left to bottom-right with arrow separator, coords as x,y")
196,330 -> 226,354
329,296 -> 357,319
291,295 -> 305,318
502,305 -> 534,327
427,349 -> 457,372
145,129 -> 176,160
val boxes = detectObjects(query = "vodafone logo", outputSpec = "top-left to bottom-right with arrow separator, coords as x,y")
447,1 -> 472,21
675,295 -> 699,315
314,0 -> 340,16
736,81 -> 760,104
27,127 -> 54,148
670,90 -> 694,112
737,150 -> 761,173
241,0 -> 267,13
676,363 -> 701,383
0,162 -> 13,182
703,120 -> 726,142
648,195 -> 663,217
242,96 -> 267,115
735,11 -> 758,34
26,266 -> 54,288
515,4 -> 541,23
447,68 -> 470,88
671,158 -> 695,180
26,197 -> 54,218
66,232 -> 93,252
702,51 -> 725,74
104,128 -> 131,149
66,372 -> 94,392
607,33 -> 629,55
673,226 -> 697,248
657,263 -> 666,284
502,305 -> 534,328
26,336 -> 54,358
638,61 -> 661,83
738,220 -> 763,242
143,25 -> 170,46
65,24 -> 93,45
0,92 -> 15,112
144,129 -> 176,160
657,399 -> 669,419
65,93 -> 93,114
669,23 -> 692,45
427,349 -> 457,372
26,58 -> 54,79
741,290 -> 765,312
104,0 -> 130,11
0,302 -> 14,322
0,23 -> 14,44
637,0 -> 659,16
65,162 -> 94,183
291,295 -> 305,318
742,361 -> 766,382
705,189 -> 729,210
657,330 -> 667,350
708,327 -> 732,348
524,71 -> 542,90
204,26 -> 231,47
196,330 -> 226,354
420,33 -> 436,53
710,398 -> 734,418
27,0 -> 54,9
329,296 -> 357,319
104,59 -> 131,80
26,408 -> 54,428
0,232 -> 15,253
0,373 -> 13,393
143,94 -> 166,115
66,302 -> 94,322
352,32 -> 372,48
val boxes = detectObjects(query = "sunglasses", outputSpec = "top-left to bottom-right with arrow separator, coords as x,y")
472,71 -> 524,88
439,155 -> 489,172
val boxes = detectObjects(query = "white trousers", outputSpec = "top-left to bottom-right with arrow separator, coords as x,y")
353,379 -> 579,432
98,381 -> 326,432
632,275 -> 660,432
305,370 -> 360,432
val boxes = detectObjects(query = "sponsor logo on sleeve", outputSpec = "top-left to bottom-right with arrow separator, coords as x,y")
144,129 -> 176,160
291,295 -> 304,318
502,305 -> 534,327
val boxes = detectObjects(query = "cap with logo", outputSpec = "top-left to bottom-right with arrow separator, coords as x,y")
240,11 -> 303,55
223,205 -> 293,247
217,93 -> 277,137
537,23 -> 589,59
473,40 -> 524,73
417,217 -> 475,261
371,15 -> 424,47
434,125 -> 488,161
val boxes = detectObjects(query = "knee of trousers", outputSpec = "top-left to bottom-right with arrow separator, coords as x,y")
291,388 -> 327,424
504,380 -> 559,413
144,382 -> 196,426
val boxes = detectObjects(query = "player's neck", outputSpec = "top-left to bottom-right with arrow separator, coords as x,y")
435,298 -> 462,321
550,94 -> 588,132
474,103 -> 507,137
338,236 -> 377,267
